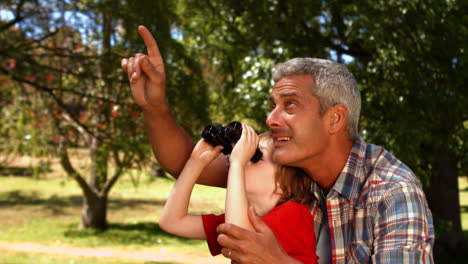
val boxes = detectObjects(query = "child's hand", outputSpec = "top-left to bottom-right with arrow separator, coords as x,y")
190,139 -> 223,164
229,123 -> 259,165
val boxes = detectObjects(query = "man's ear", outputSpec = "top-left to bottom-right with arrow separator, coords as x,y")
327,104 -> 348,135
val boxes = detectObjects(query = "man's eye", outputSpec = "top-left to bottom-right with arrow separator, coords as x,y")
285,101 -> 296,108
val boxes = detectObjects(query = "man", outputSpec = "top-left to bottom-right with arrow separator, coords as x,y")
122,25 -> 434,263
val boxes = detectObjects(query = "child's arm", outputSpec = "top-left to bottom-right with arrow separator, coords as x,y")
159,139 -> 223,239
225,123 -> 259,231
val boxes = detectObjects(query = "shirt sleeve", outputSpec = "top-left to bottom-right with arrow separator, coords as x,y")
372,183 -> 435,263
201,213 -> 225,256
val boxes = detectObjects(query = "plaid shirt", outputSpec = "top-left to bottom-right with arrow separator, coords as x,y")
309,138 -> 434,263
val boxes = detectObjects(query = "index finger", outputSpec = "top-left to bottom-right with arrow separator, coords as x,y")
138,25 -> 162,61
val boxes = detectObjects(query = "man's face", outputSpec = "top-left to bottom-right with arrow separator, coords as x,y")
266,74 -> 329,168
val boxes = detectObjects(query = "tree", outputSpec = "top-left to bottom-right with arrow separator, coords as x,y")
0,0 -> 210,229
1,0 -> 147,229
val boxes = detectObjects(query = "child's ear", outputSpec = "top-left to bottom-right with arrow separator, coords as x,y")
274,183 -> 284,195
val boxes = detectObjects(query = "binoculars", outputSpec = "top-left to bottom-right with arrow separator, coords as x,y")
201,121 -> 263,163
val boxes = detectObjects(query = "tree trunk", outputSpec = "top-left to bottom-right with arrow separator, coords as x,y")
81,1 -> 113,230
428,148 -> 464,249
58,136 -> 109,230
88,137 -> 108,190
83,137 -> 109,230
82,191 -> 107,229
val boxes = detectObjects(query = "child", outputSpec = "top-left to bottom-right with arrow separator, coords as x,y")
159,123 -> 318,264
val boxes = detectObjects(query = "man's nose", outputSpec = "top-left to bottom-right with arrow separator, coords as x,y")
266,108 -> 281,128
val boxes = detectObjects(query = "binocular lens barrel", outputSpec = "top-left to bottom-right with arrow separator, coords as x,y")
201,121 -> 262,163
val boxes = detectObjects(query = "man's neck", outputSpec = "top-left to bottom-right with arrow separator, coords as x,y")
303,137 -> 353,194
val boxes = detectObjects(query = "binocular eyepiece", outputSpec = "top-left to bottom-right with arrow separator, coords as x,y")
201,121 -> 263,163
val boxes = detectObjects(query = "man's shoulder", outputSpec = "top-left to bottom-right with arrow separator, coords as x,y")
356,139 -> 425,205
361,140 -> 417,184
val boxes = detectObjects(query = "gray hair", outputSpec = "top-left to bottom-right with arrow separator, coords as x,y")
272,58 -> 361,139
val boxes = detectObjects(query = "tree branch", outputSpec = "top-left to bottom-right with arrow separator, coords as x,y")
101,149 -> 124,196
0,68 -> 99,140
0,0 -> 27,32
61,112 -> 93,143
0,16 -> 25,32
58,138 -> 95,197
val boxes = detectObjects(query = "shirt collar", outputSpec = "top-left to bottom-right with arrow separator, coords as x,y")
329,137 -> 368,201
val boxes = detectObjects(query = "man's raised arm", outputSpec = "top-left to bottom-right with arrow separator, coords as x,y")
121,25 -> 227,187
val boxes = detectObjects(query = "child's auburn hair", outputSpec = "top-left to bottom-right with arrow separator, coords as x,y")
258,132 -> 314,206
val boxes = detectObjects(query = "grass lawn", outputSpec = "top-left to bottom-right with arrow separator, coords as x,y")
1,251 -> 149,264
0,167 -> 226,263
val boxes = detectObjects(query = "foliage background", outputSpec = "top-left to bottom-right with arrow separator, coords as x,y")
0,0 -> 467,261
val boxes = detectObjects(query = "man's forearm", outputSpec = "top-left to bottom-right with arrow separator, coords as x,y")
143,105 -> 194,177
143,105 -> 229,187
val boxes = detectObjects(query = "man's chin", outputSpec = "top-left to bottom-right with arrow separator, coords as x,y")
272,151 -> 295,166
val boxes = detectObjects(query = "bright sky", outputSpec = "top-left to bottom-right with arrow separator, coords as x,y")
0,9 -> 13,20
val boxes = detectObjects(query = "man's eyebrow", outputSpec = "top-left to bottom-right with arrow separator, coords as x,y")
270,92 -> 300,101
279,92 -> 300,98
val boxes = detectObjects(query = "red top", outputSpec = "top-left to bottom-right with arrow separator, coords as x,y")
202,200 -> 319,264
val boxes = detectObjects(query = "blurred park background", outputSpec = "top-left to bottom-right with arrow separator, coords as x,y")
0,0 -> 467,263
